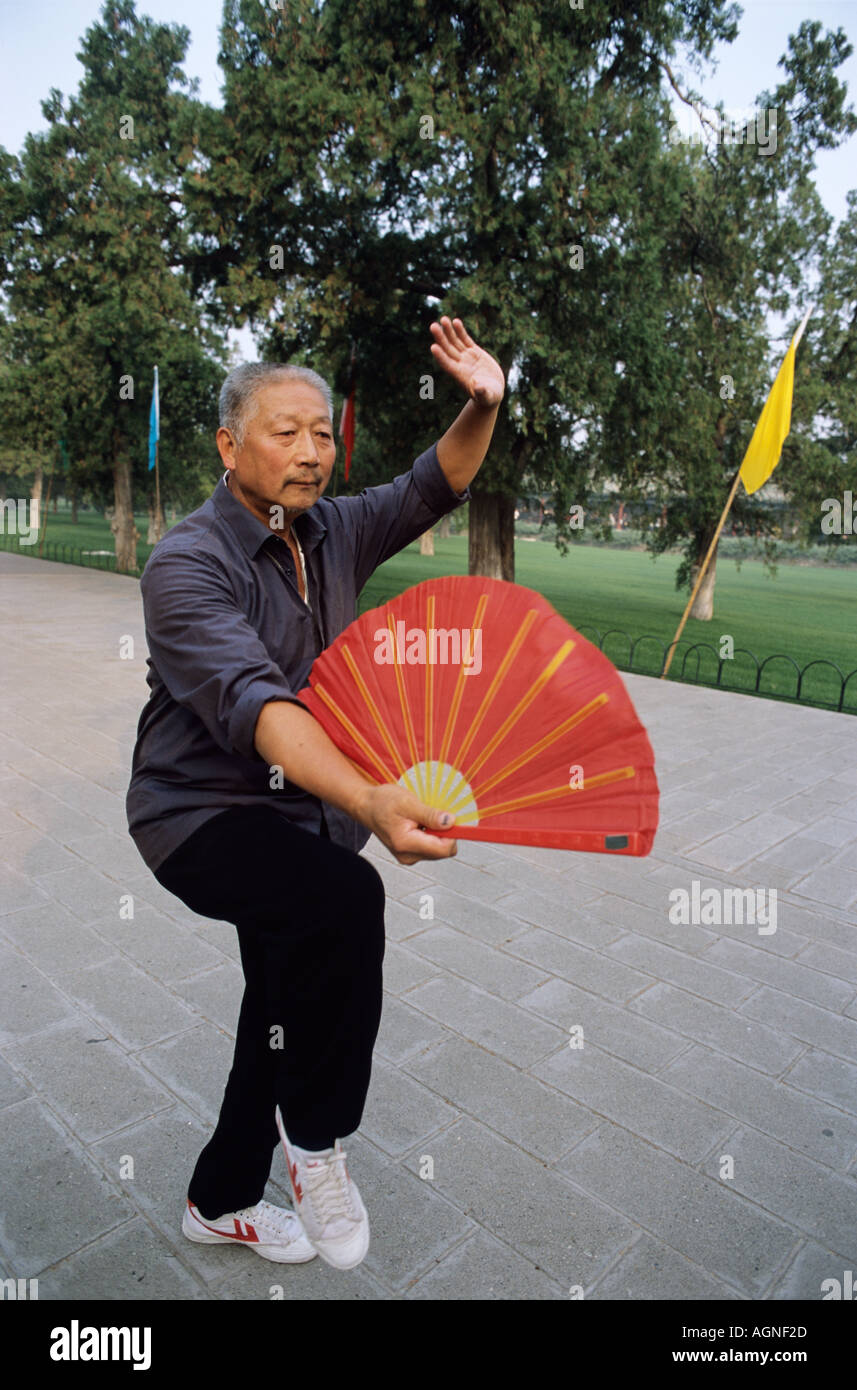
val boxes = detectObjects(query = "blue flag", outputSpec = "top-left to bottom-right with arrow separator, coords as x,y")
148,366 -> 159,470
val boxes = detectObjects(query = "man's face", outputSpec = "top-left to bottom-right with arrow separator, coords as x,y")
216,379 -> 337,529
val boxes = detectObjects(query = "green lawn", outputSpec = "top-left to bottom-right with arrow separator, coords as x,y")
0,505 -> 168,571
5,506 -> 855,712
359,536 -> 857,712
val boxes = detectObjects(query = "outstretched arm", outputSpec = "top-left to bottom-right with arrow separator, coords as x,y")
431,317 -> 505,494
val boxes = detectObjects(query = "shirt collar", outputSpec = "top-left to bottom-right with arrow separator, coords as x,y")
212,471 -> 327,559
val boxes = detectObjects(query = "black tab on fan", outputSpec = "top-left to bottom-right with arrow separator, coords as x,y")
605,834 -> 629,850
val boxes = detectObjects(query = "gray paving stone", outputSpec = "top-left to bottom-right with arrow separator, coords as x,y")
461,852 -> 595,905
34,1218 -> 210,1300
0,1052 -> 30,1107
534,1043 -> 732,1162
404,975 -> 567,1067
3,1020 -> 175,1142
374,993 -> 449,1066
216,1258 -> 386,1300
405,1228 -> 567,1300
794,817 -> 855,850
0,1097 -> 132,1277
123,874 -> 221,928
0,866 -> 51,916
63,827 -> 159,880
411,855 -> 515,904
766,1239 -> 856,1299
795,940 -> 857,986
188,921 -> 240,963
382,898 -> 432,942
87,901 -> 227,983
661,1045 -> 857,1169
0,778 -> 98,841
0,826 -> 82,877
406,1034 -> 600,1161
702,937 -> 853,1012
607,934 -> 756,1007
700,1127 -> 857,1261
361,846 -> 433,902
172,963 -> 244,1035
405,1116 -> 635,1288
359,1058 -> 457,1157
359,1160 -> 477,1292
56,957 -> 198,1051
0,805 -> 29,835
35,777 -> 125,833
588,1232 -> 747,1300
405,925 -> 549,1000
0,903 -> 116,974
30,864 -> 130,923
739,987 -> 857,1065
642,863 -> 811,957
518,976 -> 689,1072
400,884 -> 531,945
0,941 -> 82,1042
90,1104 -> 272,1283
592,892 -> 718,955
507,929 -> 655,1003
494,889 -> 627,950
629,981 -> 803,1075
790,865 -> 857,911
136,1023 -> 237,1124
560,1121 -> 797,1297
381,941 -> 442,995
782,1048 -> 857,1116
690,832 -> 772,873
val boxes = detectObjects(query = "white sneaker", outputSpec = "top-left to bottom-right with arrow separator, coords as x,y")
182,1197 -> 317,1263
275,1106 -> 370,1270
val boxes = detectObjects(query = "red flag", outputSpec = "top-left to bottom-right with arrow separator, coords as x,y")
339,348 -> 356,481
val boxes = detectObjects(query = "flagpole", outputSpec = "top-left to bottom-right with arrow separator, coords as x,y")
660,469 -> 742,678
660,305 -> 813,680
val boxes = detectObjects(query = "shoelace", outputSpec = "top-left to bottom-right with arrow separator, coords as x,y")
235,1200 -> 302,1242
301,1150 -> 356,1226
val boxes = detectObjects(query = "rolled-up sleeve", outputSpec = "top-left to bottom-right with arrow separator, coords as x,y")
141,548 -> 304,760
334,441 -> 470,593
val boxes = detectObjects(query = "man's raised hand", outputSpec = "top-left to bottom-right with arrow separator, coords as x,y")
429,317 -> 505,410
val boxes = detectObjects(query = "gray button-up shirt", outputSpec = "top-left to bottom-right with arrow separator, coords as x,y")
126,441 -> 470,873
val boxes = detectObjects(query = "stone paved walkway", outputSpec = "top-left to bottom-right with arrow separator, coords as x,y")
1,549 -> 856,1301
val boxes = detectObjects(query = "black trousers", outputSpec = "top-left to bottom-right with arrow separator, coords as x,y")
153,805 -> 386,1220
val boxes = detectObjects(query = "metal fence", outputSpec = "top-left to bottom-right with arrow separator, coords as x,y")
5,534 -> 855,715
0,532 -> 137,574
574,624 -> 857,716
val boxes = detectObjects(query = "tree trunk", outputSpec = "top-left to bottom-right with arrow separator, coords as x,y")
689,546 -> 717,620
468,489 -> 515,581
436,514 -> 451,540
419,526 -> 435,556
111,443 -> 139,572
31,464 -> 43,534
146,498 -> 166,545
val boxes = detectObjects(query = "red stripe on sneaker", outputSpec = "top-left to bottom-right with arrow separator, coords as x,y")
191,1208 -> 259,1243
288,1156 -> 303,1204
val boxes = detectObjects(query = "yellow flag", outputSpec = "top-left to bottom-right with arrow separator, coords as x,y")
738,335 -> 798,496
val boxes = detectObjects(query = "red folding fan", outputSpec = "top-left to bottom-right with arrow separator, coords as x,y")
297,576 -> 659,854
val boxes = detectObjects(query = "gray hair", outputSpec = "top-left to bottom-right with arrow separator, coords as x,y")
218,362 -> 334,447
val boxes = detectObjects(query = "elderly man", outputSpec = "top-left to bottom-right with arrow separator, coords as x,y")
126,317 -> 505,1272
